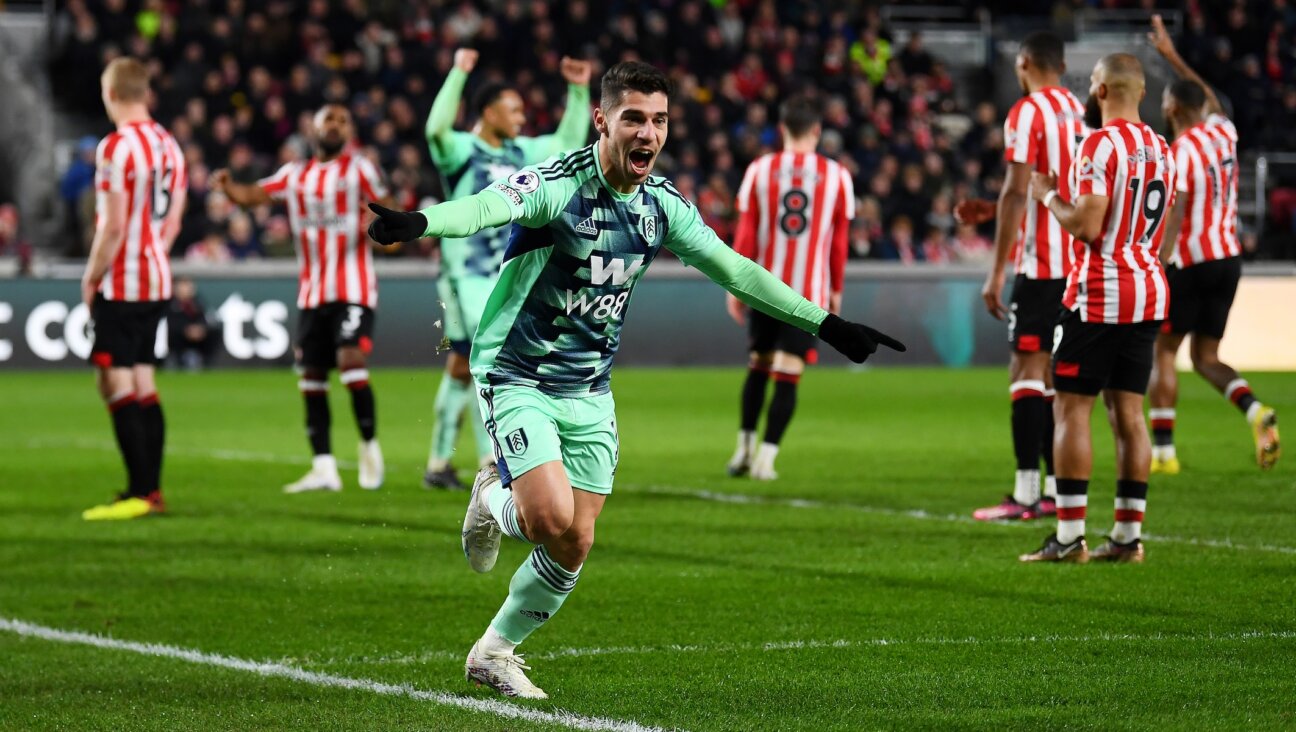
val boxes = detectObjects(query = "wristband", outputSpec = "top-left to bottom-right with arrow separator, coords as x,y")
1042,190 -> 1058,209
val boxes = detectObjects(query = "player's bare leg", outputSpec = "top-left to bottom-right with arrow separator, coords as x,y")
748,351 -> 804,480
426,352 -> 472,490
1190,336 -> 1279,469
339,345 -> 382,489
1091,389 -> 1150,562
284,365 -> 342,493
730,351 -> 773,476
1020,391 -> 1092,561
84,366 -> 159,520
1148,332 -> 1184,473
977,350 -> 1052,520
464,461 -> 603,699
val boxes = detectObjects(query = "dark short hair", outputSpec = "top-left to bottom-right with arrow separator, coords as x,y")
1020,31 -> 1064,73
1168,78 -> 1206,110
473,82 -> 514,116
779,95 -> 821,138
600,61 -> 671,110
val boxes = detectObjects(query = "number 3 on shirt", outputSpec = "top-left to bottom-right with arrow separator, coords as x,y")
340,306 -> 363,339
1127,177 -> 1168,244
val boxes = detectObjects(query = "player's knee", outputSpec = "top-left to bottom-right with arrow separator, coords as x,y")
748,352 -> 773,369
337,348 -> 366,371
551,526 -> 595,567
522,507 -> 574,544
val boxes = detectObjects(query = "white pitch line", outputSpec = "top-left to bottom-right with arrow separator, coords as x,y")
23,438 -> 1296,555
631,485 -> 1296,556
320,629 -> 1296,667
0,617 -> 673,732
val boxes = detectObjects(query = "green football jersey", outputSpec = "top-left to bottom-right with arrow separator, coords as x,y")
428,132 -> 570,279
425,68 -> 590,280
469,144 -> 823,398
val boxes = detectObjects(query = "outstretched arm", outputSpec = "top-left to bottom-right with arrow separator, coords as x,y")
213,169 -> 272,207
666,200 -> 904,362
367,189 -> 514,243
1149,14 -> 1225,117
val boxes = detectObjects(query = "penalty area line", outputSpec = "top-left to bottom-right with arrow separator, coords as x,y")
0,617 -> 675,732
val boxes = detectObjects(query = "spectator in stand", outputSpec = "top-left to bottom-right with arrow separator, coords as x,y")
49,1 -> 1296,262
0,204 -> 34,276
59,136 -> 100,257
953,222 -> 993,263
186,231 -> 232,264
226,212 -> 263,260
167,277 -> 217,370
876,215 -> 923,264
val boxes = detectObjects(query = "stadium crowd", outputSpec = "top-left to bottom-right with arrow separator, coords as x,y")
48,0 -> 1296,263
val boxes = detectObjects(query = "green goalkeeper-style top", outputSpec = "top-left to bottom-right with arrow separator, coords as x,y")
418,143 -> 829,398
425,67 -> 591,280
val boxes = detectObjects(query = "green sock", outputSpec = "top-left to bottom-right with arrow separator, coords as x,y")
429,376 -> 470,466
489,545 -> 580,645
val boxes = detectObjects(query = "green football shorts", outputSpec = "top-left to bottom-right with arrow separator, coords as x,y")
438,274 -> 496,355
477,385 -> 619,494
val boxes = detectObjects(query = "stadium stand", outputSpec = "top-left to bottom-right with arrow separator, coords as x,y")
30,1 -> 1296,263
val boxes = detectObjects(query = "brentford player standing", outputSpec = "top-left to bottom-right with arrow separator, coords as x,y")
724,95 -> 854,480
81,58 -> 187,521
959,32 -> 1086,521
1021,54 -> 1175,563
214,104 -> 394,493
1146,15 -> 1279,473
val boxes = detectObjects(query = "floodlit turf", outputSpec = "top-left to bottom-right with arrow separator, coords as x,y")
1,367 -> 1293,731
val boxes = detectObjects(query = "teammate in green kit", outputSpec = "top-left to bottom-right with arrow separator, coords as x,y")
369,62 -> 906,699
423,48 -> 593,490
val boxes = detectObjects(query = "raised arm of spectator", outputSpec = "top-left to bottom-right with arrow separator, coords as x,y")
1149,14 -> 1225,117
212,168 -> 272,207
523,57 -> 593,161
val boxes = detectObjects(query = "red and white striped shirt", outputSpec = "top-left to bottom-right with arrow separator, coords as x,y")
259,152 -> 388,309
733,151 -> 854,309
1003,87 -> 1088,280
1171,114 -> 1240,267
1066,119 -> 1176,324
95,120 -> 187,302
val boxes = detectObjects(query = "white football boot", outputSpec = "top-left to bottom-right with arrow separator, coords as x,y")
749,442 -> 779,481
358,439 -> 384,490
726,430 -> 756,477
465,633 -> 547,699
461,463 -> 503,573
284,455 -> 343,493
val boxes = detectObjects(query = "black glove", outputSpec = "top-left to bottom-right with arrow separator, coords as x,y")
367,203 -> 428,244
818,313 -> 906,363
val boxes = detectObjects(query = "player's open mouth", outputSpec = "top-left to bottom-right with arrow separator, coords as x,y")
628,149 -> 653,175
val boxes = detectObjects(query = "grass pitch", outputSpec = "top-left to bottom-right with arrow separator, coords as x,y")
1,367 -> 1293,731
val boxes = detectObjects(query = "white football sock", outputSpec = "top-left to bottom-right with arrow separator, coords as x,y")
1013,469 -> 1040,505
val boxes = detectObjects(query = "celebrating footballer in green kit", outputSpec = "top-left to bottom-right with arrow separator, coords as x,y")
423,48 -> 592,490
369,61 -> 906,699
